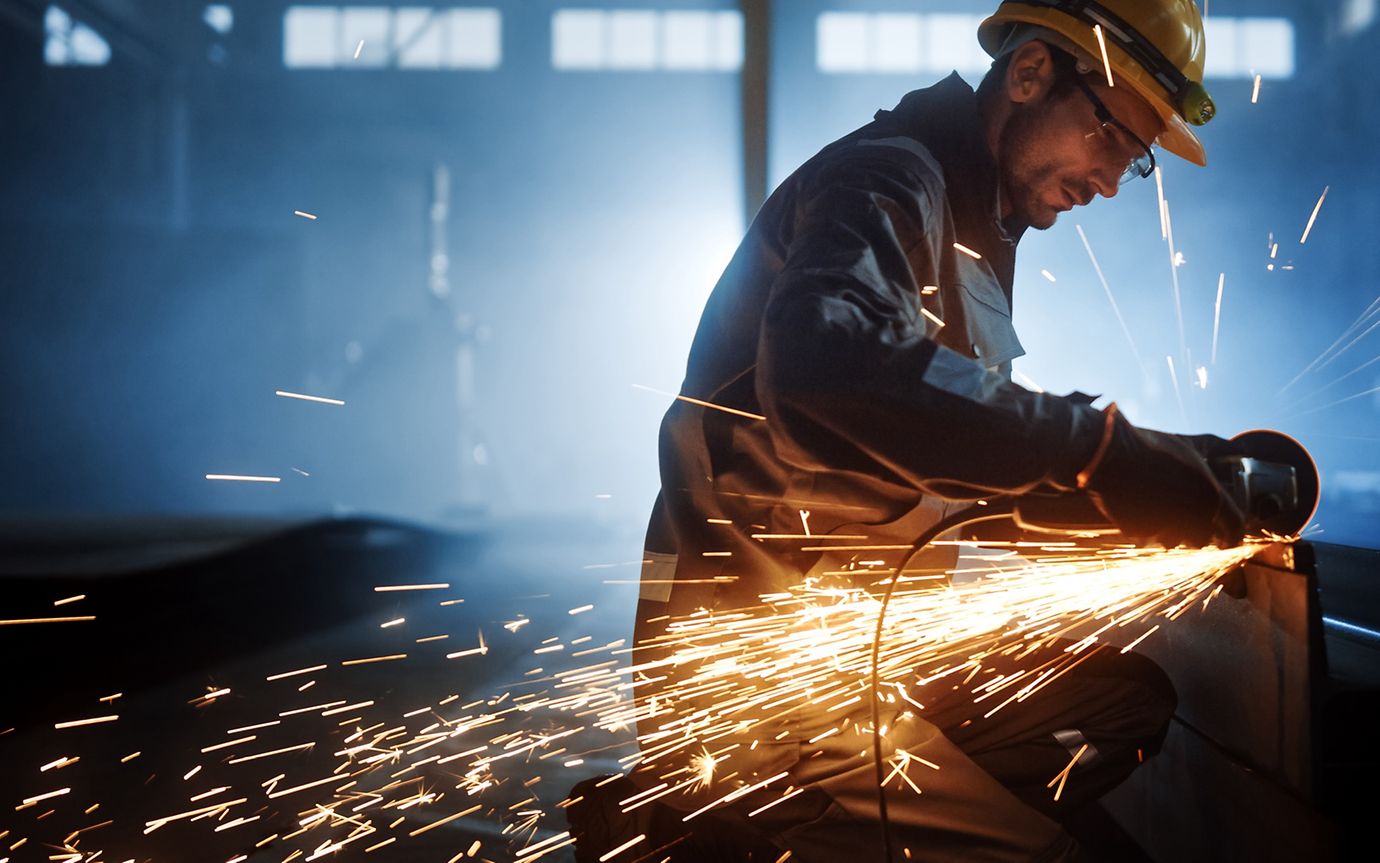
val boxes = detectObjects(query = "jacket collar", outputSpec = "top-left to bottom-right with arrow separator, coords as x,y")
870,73 -> 1027,245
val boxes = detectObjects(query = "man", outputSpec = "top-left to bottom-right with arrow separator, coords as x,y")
571,1 -> 1243,860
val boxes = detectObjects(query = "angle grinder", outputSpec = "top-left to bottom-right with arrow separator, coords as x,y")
1011,429 -> 1320,541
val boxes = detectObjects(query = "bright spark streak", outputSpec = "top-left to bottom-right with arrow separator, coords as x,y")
205,474 -> 280,483
266,664 -> 327,681
408,804 -> 481,836
1212,273 -> 1224,365
374,583 -> 449,592
20,788 -> 70,806
952,242 -> 982,260
1014,370 -> 1044,393
275,390 -> 345,406
1251,73 -> 1262,104
353,39 -> 364,60
1093,25 -> 1114,87
920,307 -> 946,330
1162,199 -> 1188,366
52,595 -> 85,607
0,616 -> 94,626
1300,186 -> 1329,245
1040,269 -> 1056,283
1154,165 -> 1168,240
1167,357 -> 1186,422
631,384 -> 766,422
1076,224 -> 1144,371
340,654 -> 407,666
597,833 -> 645,861
294,210 -> 317,220
54,715 -> 118,729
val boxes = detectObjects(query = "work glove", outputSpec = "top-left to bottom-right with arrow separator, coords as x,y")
1079,405 -> 1246,549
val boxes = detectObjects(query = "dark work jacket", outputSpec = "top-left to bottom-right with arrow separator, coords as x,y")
638,74 -> 1105,633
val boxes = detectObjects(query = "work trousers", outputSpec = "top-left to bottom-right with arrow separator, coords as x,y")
630,643 -> 1176,863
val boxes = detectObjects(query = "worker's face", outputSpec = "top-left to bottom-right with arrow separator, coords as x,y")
998,43 -> 1164,230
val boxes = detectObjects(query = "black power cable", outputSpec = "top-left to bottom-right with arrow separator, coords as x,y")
868,501 -> 1017,862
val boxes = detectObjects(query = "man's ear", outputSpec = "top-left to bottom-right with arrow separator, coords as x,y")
1005,40 -> 1057,105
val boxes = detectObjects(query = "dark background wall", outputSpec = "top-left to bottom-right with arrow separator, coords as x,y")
3,0 -> 1378,547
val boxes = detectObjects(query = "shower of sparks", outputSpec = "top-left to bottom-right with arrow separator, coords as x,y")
1287,384 -> 1380,419
205,474 -> 281,483
1,536 -> 1270,860
1212,273 -> 1225,365
631,383 -> 766,422
1076,224 -> 1144,371
275,390 -> 345,406
1300,186 -> 1329,245
1093,25 -> 1115,87
1251,73 -> 1262,104
952,242 -> 982,260
1305,353 -> 1380,405
1280,295 -> 1380,394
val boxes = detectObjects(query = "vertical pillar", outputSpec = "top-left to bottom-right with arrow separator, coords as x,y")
739,0 -> 770,224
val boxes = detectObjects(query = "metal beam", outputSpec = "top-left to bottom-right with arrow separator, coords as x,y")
739,0 -> 771,226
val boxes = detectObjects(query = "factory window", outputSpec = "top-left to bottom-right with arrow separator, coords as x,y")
203,5 -> 234,35
282,6 -> 501,69
1203,18 -> 1295,79
815,12 -> 1296,81
551,9 -> 743,71
1341,0 -> 1376,37
816,13 -> 990,76
43,4 -> 111,66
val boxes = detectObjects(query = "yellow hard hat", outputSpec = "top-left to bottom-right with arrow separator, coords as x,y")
978,0 -> 1216,166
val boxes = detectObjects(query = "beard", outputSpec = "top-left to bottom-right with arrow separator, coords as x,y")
998,105 -> 1066,231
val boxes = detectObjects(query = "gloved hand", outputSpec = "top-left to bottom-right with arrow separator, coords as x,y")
1079,406 -> 1246,548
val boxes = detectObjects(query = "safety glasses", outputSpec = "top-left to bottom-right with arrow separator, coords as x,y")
1072,74 -> 1157,185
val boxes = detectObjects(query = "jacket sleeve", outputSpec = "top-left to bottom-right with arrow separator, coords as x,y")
756,149 -> 1104,498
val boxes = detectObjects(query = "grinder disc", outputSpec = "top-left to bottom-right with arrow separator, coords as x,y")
1230,429 -> 1320,537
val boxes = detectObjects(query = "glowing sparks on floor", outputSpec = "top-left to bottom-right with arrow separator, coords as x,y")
1,534 -> 1267,860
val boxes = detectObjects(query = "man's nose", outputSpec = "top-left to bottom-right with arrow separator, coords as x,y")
1091,167 -> 1120,200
